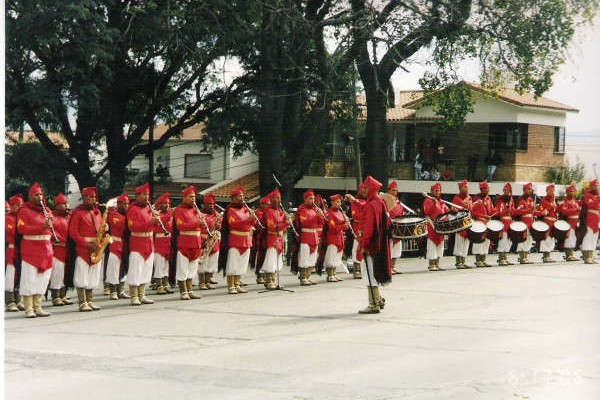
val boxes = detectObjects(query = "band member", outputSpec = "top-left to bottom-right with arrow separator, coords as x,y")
294,189 -> 326,286
252,196 -> 270,284
48,193 -> 73,306
471,180 -> 494,267
198,194 -> 222,290
345,184 -> 368,279
512,182 -> 537,264
358,176 -> 392,314
423,183 -> 449,271
219,186 -> 257,294
173,186 -> 203,300
451,180 -> 472,269
261,189 -> 289,289
581,179 -> 599,264
126,183 -> 159,305
323,194 -> 350,283
313,194 -> 329,279
538,184 -> 558,263
387,181 -> 404,274
5,194 -> 24,312
558,185 -> 581,261
68,187 -> 104,312
104,194 -> 131,300
17,183 -> 54,318
152,193 -> 174,295
495,183 -> 515,265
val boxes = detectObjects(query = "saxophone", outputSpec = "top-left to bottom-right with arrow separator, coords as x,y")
90,199 -> 115,264
200,212 -> 223,263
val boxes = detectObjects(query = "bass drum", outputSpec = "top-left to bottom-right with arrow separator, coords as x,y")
486,220 -> 504,242
530,220 -> 550,242
509,221 -> 528,243
391,216 -> 427,239
433,210 -> 472,234
552,220 -> 571,241
467,220 -> 487,244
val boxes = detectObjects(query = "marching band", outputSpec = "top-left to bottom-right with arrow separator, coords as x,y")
4,178 -> 600,317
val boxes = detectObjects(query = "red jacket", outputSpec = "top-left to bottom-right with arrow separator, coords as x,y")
472,194 -> 494,223
224,204 -> 256,253
584,191 -> 600,233
263,205 -> 288,254
360,195 -> 392,284
68,205 -> 103,265
126,202 -> 154,260
538,195 -> 558,229
558,197 -> 581,230
174,204 -> 203,261
452,194 -> 472,238
108,210 -> 127,259
295,204 -> 326,250
512,196 -> 537,229
200,210 -> 221,255
423,197 -> 449,245
350,198 -> 367,235
52,211 -> 70,262
5,212 -> 18,265
494,196 -> 514,232
17,202 -> 54,271
326,207 -> 349,252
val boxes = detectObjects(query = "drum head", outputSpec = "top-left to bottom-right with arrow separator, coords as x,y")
510,221 -> 527,231
486,220 -> 504,231
532,220 -> 549,231
394,216 -> 425,225
554,220 -> 570,231
470,220 -> 487,233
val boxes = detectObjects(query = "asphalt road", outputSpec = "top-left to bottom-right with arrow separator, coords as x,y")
4,255 -> 600,400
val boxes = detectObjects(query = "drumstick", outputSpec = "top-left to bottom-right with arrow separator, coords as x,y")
422,192 -> 465,210
400,202 -> 418,215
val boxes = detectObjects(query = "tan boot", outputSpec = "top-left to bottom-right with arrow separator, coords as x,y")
60,287 -> 74,305
428,259 -> 438,271
129,286 -> 141,306
33,294 -> 51,317
23,296 -> 36,318
14,290 -> 25,311
481,255 -> 491,267
5,291 -> 19,312
543,252 -> 556,263
353,262 -> 362,279
227,276 -> 238,294
519,251 -> 532,264
565,249 -> 578,262
155,279 -> 167,295
77,288 -> 92,311
198,273 -> 208,290
358,287 -> 380,314
85,289 -> 101,310
178,281 -> 190,300
103,282 -> 110,296
300,268 -> 312,286
138,285 -> 154,304
583,250 -> 599,264
373,287 -> 386,310
186,279 -> 202,299
207,273 -> 218,285
234,275 -> 248,293
456,256 -> 469,269
256,273 -> 266,284
118,283 -> 131,299
109,284 -> 119,300
162,277 -> 174,293
308,268 -> 318,285
333,268 -> 343,281
268,273 -> 278,289
326,267 -> 335,282
51,289 -> 64,306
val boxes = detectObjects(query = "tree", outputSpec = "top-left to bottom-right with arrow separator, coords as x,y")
7,0 -> 248,196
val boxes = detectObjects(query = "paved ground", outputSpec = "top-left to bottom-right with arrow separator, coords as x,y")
4,254 -> 600,400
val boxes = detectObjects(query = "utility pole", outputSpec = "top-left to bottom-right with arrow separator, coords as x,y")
149,120 -> 154,200
352,61 -> 362,188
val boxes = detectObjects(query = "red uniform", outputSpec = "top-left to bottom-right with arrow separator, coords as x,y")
17,202 -> 54,271
68,204 -> 103,265
538,195 -> 558,230
223,204 -> 255,253
584,191 -> 600,233
126,202 -> 155,260
263,205 -> 288,254
52,211 -> 69,263
350,198 -> 367,237
452,194 -> 473,238
295,204 -> 326,252
200,211 -> 221,256
326,207 -> 348,252
423,197 -> 449,245
558,197 -> 581,230
108,210 -> 128,259
472,194 -> 494,223
174,204 -> 203,261
513,196 -> 537,229
495,196 -> 515,232
6,212 -> 18,265
360,194 -> 392,283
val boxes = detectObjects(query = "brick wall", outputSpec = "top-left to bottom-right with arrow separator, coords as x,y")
514,124 -> 565,181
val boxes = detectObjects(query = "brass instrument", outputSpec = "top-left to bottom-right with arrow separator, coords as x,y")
40,199 -> 59,243
200,210 -> 223,263
90,198 -> 115,265
193,201 -> 212,237
280,203 -> 299,238
147,200 -> 170,236
243,200 -> 265,229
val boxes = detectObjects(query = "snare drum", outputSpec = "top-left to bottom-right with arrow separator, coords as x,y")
509,221 -> 528,243
433,210 -> 472,234
391,216 -> 428,239
468,220 -> 487,243
530,220 -> 550,242
552,220 -> 571,241
486,220 -> 504,242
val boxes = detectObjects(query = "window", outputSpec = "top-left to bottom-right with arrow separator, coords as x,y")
184,154 -> 211,178
489,123 -> 528,151
554,126 -> 566,153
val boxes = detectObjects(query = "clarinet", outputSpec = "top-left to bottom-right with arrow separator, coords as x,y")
146,200 -> 170,236
243,200 -> 265,229
193,201 -> 213,237
40,199 -> 59,243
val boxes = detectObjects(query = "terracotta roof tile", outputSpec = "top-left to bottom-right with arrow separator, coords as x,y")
205,172 -> 260,201
141,122 -> 206,141
5,130 -> 69,147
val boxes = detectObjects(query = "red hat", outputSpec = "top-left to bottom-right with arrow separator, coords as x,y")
135,183 -> 150,195
9,194 -> 24,206
182,185 -> 196,197
479,180 -> 489,189
358,183 -> 367,190
503,182 -> 512,193
566,185 -> 576,192
545,184 -> 555,193
304,189 -> 315,199
117,193 -> 130,203
330,194 -> 342,202
155,193 -> 170,204
260,196 -> 270,205
269,188 -> 281,199
203,194 -> 216,204
54,193 -> 68,205
28,182 -> 43,197
5,201 -> 9,209
523,182 -> 533,191
431,182 -> 442,192
362,176 -> 383,194
590,179 -> 599,186
458,180 -> 469,188
82,187 -> 97,197
231,186 -> 244,196
388,181 -> 398,190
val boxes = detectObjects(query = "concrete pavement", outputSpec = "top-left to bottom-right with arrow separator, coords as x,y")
5,255 -> 600,400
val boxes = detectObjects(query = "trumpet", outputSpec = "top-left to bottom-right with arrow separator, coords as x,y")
40,199 -> 59,243
146,200 -> 170,236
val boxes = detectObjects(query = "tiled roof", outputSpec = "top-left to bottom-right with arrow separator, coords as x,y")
141,122 -> 206,141
123,181 -> 214,201
357,91 -> 438,122
204,172 -> 260,202
5,130 -> 69,147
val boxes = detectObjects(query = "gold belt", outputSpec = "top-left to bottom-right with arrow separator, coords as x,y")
111,236 -> 122,242
180,231 -> 201,236
8,244 -> 15,248
155,233 -> 169,238
130,232 -> 153,237
301,228 -> 320,233
589,210 -> 599,215
501,216 -> 512,220
544,217 -> 557,221
53,242 -> 67,247
23,234 -> 51,241
568,215 -> 579,219
83,237 -> 96,242
522,214 -> 533,218
230,230 -> 252,236
268,231 -> 284,236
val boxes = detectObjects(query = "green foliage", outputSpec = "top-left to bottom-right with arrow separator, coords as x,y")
546,160 -> 586,185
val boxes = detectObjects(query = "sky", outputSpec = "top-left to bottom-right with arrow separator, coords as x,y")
391,17 -> 600,180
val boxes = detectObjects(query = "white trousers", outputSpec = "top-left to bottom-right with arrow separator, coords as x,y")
298,243 -> 318,269
323,244 -> 343,269
5,264 -> 16,291
361,255 -> 379,287
426,239 -> 444,260
351,239 -> 360,263
176,251 -> 200,281
563,228 -> 577,249
497,234 -> 512,253
261,248 -> 284,273
19,261 -> 52,296
581,227 -> 599,251
198,251 -> 219,274
105,253 -> 122,285
453,235 -> 470,257
126,252 -> 154,286
73,257 -> 102,289
472,239 -> 490,255
389,239 -> 403,259
539,236 -> 556,252
49,258 -> 65,289
153,253 -> 170,279
225,248 -> 250,276
516,234 -> 533,252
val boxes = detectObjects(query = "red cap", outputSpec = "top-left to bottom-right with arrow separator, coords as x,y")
303,189 -> 315,199
590,179 -> 599,186
330,194 -> 342,202
117,193 -> 130,203
523,182 -> 533,191
5,201 -> 9,209
28,182 -> 43,197
9,194 -> 24,206
155,193 -> 170,204
135,183 -> 150,195
203,194 -> 216,204
362,176 -> 383,194
231,186 -> 244,196
431,182 -> 442,192
182,185 -> 196,197
503,182 -> 512,193
566,185 -> 576,192
458,180 -> 469,188
388,181 -> 398,190
260,196 -> 270,205
269,188 -> 281,199
546,184 -> 555,193
82,187 -> 98,197
54,193 -> 68,205
479,180 -> 489,189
